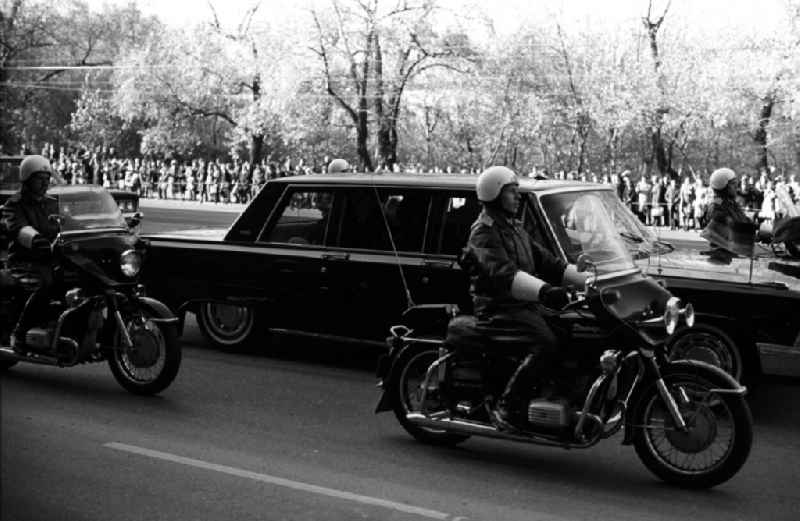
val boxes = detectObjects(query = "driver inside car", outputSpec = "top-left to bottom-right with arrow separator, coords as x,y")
459,166 -> 588,430
1,155 -> 60,352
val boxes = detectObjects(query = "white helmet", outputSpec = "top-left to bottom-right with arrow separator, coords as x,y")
19,154 -> 52,183
476,166 -> 518,202
710,167 -> 736,190
327,158 -> 350,174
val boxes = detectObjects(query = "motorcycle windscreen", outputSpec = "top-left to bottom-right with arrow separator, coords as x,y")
540,191 -> 637,276
58,188 -> 127,231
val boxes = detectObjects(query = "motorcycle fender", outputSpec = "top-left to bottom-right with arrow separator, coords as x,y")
134,296 -> 182,334
622,358 -> 745,445
374,341 -> 419,414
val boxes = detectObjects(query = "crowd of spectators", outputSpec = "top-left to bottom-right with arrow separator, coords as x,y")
17,144 -> 800,231
544,167 -> 800,230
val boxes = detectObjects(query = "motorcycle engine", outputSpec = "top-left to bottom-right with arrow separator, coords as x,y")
25,328 -> 52,351
527,398 -> 572,428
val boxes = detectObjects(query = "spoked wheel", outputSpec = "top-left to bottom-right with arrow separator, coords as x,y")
668,325 -> 742,382
633,369 -> 752,488
197,302 -> 265,351
108,312 -> 181,395
391,346 -> 469,446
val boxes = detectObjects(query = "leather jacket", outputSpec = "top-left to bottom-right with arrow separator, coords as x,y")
1,191 -> 60,264
460,207 -> 565,317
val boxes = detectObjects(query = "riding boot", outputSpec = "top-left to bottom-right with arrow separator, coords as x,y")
493,354 -> 538,430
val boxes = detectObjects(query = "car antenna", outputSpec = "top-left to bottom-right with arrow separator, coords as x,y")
369,171 -> 416,310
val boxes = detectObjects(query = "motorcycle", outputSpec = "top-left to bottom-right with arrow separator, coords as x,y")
0,187 -> 181,395
375,195 -> 753,489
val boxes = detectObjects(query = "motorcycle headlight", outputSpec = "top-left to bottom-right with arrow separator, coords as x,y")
663,297 -> 680,335
120,249 -> 142,277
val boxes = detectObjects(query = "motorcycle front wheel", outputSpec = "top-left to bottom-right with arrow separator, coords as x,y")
632,367 -> 752,489
391,345 -> 469,446
108,311 -> 181,395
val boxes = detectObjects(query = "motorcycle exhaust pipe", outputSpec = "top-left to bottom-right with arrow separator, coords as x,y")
0,346 -> 60,366
407,412 -> 516,439
405,412 -> 586,447
406,412 -> 607,448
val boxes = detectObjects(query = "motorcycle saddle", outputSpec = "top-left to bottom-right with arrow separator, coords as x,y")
445,315 -> 540,354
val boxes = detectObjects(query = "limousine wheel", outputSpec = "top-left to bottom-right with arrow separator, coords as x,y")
197,302 -> 264,351
667,325 -> 743,382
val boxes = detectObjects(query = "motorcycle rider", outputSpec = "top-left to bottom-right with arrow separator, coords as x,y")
701,167 -> 755,263
327,158 -> 351,174
459,166 -> 587,430
1,155 -> 60,352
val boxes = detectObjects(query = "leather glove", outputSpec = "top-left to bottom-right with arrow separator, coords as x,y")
539,284 -> 569,309
31,235 -> 51,251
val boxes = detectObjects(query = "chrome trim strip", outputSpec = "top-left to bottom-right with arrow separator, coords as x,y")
148,240 -> 437,267
400,337 -> 442,345
708,387 -> 748,395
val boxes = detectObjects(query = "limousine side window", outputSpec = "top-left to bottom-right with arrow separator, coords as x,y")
431,193 -> 547,256
336,188 -> 432,253
259,189 -> 334,245
436,194 -> 481,255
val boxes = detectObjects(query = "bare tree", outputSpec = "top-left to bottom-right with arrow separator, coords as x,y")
642,0 -> 677,177
310,0 -> 472,171
208,1 -> 264,169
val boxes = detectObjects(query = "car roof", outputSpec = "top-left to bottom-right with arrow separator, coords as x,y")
270,172 -> 610,193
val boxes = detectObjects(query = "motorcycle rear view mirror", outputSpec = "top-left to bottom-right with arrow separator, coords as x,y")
576,253 -> 593,273
48,214 -> 63,229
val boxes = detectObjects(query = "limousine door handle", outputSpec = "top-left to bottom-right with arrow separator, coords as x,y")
322,253 -> 350,261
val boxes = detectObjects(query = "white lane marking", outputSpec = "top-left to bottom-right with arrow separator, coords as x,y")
105,442 -> 466,521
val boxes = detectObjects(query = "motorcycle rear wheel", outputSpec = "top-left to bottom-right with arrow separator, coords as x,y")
391,345 -> 470,446
108,311 -> 181,395
632,368 -> 752,489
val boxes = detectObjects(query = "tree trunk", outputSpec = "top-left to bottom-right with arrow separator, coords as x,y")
357,99 -> 372,172
643,5 -> 673,177
248,73 -> 263,171
754,94 -> 774,172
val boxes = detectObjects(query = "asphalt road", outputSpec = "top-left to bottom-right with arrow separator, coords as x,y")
3,202 -> 798,521
3,322 -> 800,521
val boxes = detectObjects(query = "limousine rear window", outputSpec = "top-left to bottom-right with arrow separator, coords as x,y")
337,188 -> 432,253
259,189 -> 334,245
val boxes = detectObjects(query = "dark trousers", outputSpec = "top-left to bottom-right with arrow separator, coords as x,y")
478,307 -> 559,408
11,262 -> 53,338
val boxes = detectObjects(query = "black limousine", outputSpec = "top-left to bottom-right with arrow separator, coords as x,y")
141,173 -> 800,383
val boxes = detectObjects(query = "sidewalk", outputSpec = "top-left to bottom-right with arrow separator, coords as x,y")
139,197 -> 245,213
